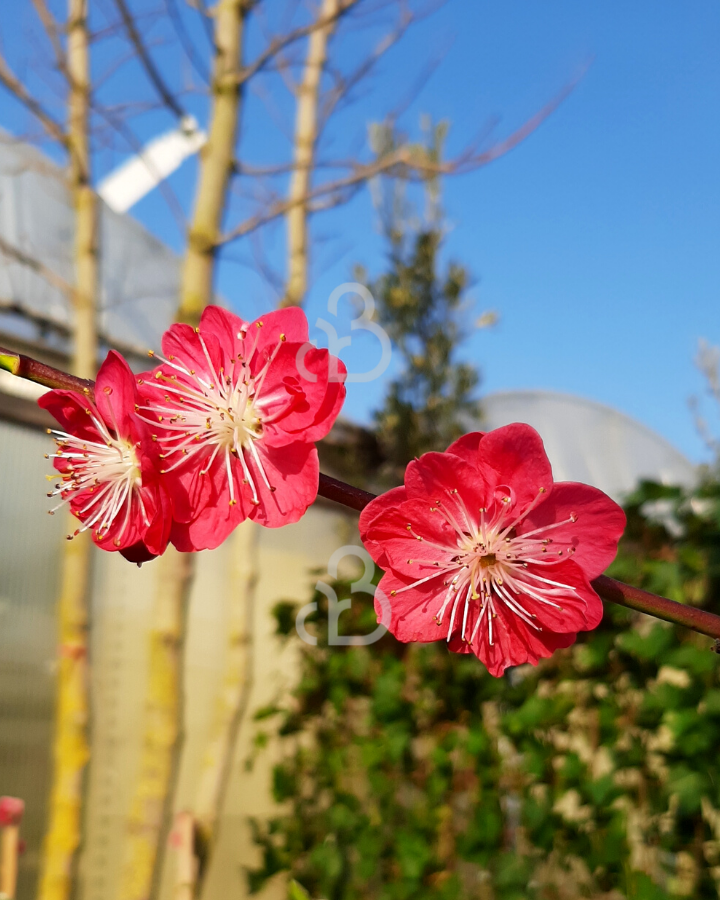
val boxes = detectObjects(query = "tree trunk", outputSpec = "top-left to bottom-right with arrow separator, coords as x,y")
120,7 -> 249,894
179,0 -> 248,325
194,523 -> 258,896
37,2 -> 97,897
117,548 -> 194,900
282,0 -> 341,308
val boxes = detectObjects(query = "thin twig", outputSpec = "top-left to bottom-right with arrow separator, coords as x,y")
4,350 -> 716,640
0,52 -> 68,147
237,0 -> 358,87
113,0 -> 187,119
220,70 -> 585,246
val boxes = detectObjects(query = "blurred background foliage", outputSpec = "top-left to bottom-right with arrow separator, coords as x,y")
247,185 -> 720,900
251,451 -> 720,900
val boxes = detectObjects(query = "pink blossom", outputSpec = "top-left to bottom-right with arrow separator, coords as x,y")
0,796 -> 24,827
137,305 -> 346,550
39,351 -> 171,561
359,425 -> 626,677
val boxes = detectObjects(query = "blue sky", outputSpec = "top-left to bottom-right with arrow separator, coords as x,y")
2,0 -> 719,462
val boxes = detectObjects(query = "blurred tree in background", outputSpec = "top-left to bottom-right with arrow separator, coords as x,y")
357,119 -> 483,487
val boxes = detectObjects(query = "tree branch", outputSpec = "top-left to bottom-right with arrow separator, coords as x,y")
236,0 -> 358,87
113,0 -> 188,119
0,52 -> 68,147
3,348 -> 719,642
220,70 -> 586,246
0,235 -> 74,297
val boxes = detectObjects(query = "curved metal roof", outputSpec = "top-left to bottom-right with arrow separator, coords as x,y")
481,390 -> 696,501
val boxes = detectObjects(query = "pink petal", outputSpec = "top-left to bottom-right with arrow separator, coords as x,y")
359,486 -> 408,568
362,499 -> 457,577
38,390 -> 100,444
451,619 -> 577,678
94,350 -> 138,439
250,308 -> 309,359
445,431 -> 486,466
256,345 -> 346,446
519,482 -> 627,580
376,570 -> 452,644
508,558 -> 604,632
476,423 -> 553,511
359,486 -> 408,541
199,304 -> 249,358
249,442 -> 319,527
161,322 -> 223,378
405,451 -> 490,517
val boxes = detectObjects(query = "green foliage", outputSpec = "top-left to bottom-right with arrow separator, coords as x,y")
250,478 -> 720,899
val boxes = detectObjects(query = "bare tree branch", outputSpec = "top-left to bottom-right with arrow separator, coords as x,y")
319,2 -> 415,128
113,0 -> 187,119
0,235 -> 74,298
283,0 -> 354,307
0,52 -> 68,147
220,70 -> 586,246
165,0 -> 211,83
30,0 -> 69,76
236,0 -> 359,87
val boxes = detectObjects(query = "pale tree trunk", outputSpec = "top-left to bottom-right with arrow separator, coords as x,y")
117,548 -> 194,900
194,523 -> 259,896
179,0 -> 248,325
37,2 -> 97,898
282,0 -> 343,308
118,6 -> 248,898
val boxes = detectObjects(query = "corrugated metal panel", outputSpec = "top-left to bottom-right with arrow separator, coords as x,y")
482,390 -> 696,500
0,135 -> 179,354
0,419 -> 65,898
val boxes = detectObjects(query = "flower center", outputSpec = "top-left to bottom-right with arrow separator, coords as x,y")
391,486 -> 579,647
138,327 -> 287,506
47,418 -> 147,545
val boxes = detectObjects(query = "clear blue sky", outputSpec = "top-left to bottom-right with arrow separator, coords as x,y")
2,0 -> 719,463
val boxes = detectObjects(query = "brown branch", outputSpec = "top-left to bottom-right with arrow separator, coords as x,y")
31,0 -> 69,77
319,3 -> 416,130
220,71 -> 586,246
4,349 -> 720,642
236,0 -> 358,87
0,52 -> 68,147
0,235 -> 74,297
113,0 -> 187,119
165,0 -> 211,84
179,0 -> 249,326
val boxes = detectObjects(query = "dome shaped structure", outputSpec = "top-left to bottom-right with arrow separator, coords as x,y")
481,390 -> 696,501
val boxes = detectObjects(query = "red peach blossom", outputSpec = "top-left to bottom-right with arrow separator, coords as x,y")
359,424 -> 626,677
137,305 -> 346,550
39,351 -> 171,561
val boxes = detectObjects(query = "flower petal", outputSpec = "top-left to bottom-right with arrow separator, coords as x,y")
38,390 -> 100,444
519,482 -> 626,580
476,423 -> 553,511
445,431 -> 485,466
376,570 -> 454,644
94,351 -> 139,439
405,451 -> 490,522
249,442 -> 319,527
